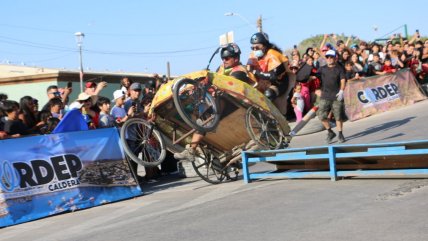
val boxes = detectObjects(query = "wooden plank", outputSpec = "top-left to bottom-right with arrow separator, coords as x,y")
205,107 -> 250,150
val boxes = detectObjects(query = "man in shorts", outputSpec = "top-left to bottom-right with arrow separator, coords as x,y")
316,50 -> 346,144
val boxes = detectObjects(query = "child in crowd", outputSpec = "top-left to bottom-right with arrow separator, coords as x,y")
97,96 -> 115,128
291,85 -> 304,123
45,117 -> 60,134
110,90 -> 133,126
37,110 -> 53,134
344,61 -> 360,81
381,57 -> 397,74
367,53 -> 383,76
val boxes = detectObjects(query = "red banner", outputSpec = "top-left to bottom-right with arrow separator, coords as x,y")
344,69 -> 426,121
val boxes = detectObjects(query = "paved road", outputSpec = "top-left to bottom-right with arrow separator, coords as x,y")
2,100 -> 428,241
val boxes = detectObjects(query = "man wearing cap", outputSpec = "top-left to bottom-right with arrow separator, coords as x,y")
316,50 -> 346,143
122,82 -> 148,182
84,81 -> 107,96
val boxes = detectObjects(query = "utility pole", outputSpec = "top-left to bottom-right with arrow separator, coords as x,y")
257,15 -> 263,32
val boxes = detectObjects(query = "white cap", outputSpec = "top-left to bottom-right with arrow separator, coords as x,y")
69,101 -> 84,110
325,50 -> 336,57
76,92 -> 92,101
113,90 -> 125,101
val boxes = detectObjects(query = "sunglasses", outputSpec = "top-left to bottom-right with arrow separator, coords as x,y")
49,91 -> 61,96
326,56 -> 335,59
222,56 -> 233,61
251,46 -> 263,51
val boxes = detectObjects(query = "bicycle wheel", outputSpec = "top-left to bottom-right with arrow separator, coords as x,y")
120,118 -> 166,167
172,78 -> 221,133
191,146 -> 227,184
245,106 -> 284,150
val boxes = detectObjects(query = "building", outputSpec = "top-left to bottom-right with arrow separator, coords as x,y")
0,64 -> 159,105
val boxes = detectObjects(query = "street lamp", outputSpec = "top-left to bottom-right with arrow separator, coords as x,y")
224,12 -> 262,32
74,32 -> 85,92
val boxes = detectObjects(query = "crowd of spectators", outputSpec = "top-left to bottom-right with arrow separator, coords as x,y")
286,31 -> 428,122
1,30 -> 427,182
1,31 -> 427,140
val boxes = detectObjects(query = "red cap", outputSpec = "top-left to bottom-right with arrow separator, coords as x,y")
85,82 -> 96,88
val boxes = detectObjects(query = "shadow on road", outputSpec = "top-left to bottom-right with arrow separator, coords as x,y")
140,174 -> 199,195
346,116 -> 416,141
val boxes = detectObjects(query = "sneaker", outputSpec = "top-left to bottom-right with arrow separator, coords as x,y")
173,148 -> 195,162
326,131 -> 336,144
338,133 -> 346,143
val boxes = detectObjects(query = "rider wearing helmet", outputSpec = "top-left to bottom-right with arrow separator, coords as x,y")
247,32 -> 289,101
217,43 -> 256,85
174,43 -> 258,163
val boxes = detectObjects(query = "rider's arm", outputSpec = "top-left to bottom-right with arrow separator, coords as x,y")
252,63 -> 286,84
230,71 -> 251,83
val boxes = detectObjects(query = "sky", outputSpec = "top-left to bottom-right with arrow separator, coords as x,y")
1,0 -> 426,76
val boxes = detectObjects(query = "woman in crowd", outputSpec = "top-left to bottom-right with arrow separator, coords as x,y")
19,96 -> 44,132
350,53 -> 365,76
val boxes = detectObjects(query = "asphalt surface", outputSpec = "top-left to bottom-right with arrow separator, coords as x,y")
2,100 -> 428,241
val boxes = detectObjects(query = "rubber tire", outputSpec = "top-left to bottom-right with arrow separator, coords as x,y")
245,106 -> 284,150
120,118 -> 166,167
172,78 -> 221,133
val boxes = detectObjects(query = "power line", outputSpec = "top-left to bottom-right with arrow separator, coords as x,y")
0,34 -> 248,57
0,23 -> 248,37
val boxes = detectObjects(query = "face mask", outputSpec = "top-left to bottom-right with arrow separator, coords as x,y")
254,50 -> 264,58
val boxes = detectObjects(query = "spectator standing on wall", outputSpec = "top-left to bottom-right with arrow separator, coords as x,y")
316,50 -> 346,144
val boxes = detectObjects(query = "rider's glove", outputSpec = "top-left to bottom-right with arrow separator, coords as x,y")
336,90 -> 344,101
252,70 -> 272,81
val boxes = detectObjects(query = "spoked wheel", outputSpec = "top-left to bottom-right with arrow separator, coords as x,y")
245,106 -> 284,149
120,118 -> 166,167
191,146 -> 237,184
172,78 -> 221,133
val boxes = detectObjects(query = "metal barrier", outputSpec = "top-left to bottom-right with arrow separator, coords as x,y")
242,140 -> 428,183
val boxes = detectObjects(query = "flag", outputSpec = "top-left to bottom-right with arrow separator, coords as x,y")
52,109 -> 89,134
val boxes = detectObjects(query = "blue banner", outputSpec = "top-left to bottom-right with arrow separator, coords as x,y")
0,128 -> 142,227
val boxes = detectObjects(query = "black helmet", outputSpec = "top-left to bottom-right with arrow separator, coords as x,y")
220,43 -> 241,58
250,32 -> 269,45
147,79 -> 156,89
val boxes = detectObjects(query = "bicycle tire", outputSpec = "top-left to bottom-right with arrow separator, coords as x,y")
172,78 -> 221,133
245,106 -> 284,150
191,146 -> 227,184
120,118 -> 166,167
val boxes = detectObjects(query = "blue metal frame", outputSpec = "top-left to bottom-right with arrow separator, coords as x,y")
242,140 -> 428,183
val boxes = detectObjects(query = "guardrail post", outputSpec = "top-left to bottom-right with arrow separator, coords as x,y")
328,146 -> 337,181
242,151 -> 251,183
